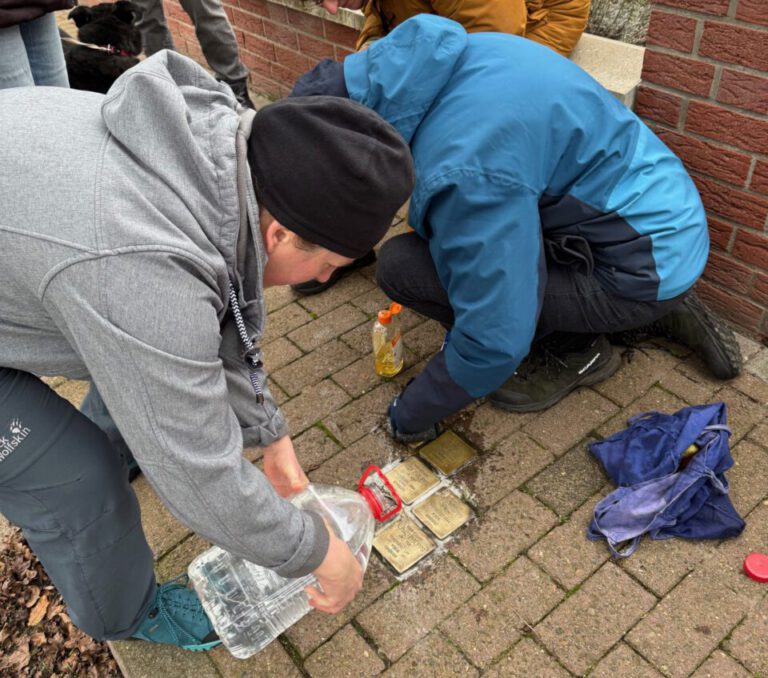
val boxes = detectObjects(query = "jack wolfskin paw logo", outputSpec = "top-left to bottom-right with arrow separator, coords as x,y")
9,419 -> 22,434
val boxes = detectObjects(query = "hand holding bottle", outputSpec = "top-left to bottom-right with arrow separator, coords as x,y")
306,525 -> 363,614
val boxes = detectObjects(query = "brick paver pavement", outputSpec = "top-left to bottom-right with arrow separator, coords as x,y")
6,215 -> 768,677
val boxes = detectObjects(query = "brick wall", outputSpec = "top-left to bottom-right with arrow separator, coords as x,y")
637,0 -> 768,341
165,0 -> 358,99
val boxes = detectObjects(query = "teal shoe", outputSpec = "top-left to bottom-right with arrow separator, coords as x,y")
132,575 -> 220,651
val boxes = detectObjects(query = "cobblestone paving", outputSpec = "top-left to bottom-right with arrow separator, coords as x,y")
11,214 -> 768,677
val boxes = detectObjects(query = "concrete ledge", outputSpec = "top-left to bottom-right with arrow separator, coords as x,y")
569,33 -> 645,107
268,0 -> 365,29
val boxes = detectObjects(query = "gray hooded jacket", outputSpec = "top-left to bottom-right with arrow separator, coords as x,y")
0,51 -> 328,578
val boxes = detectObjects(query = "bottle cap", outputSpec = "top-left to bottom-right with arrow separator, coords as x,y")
377,309 -> 392,325
389,302 -> 402,315
358,465 -> 402,522
743,552 -> 768,582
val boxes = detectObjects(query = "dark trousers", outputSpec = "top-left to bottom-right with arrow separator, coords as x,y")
376,232 -> 685,341
0,369 -> 155,640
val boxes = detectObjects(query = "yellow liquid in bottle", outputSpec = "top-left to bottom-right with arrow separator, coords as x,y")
373,330 -> 403,377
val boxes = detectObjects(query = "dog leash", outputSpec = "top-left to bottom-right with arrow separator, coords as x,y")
61,35 -> 138,57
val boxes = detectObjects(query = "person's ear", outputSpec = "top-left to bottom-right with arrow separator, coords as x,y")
262,219 -> 290,254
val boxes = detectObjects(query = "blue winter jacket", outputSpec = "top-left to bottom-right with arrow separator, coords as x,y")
296,15 -> 708,433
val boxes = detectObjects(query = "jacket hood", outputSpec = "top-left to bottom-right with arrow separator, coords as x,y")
101,50 -> 245,279
344,15 -> 467,145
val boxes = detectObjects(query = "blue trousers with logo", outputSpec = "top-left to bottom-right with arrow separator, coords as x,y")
0,368 -> 155,639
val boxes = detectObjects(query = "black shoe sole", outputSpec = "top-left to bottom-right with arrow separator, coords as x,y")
682,294 -> 742,380
489,348 -> 622,413
292,251 -> 377,295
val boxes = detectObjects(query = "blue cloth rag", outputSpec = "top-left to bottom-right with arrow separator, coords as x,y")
587,402 -> 745,557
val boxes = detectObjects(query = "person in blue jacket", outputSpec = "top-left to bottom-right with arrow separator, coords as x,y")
293,15 -> 742,442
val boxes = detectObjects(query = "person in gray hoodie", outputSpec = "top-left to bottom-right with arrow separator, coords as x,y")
0,50 -> 413,650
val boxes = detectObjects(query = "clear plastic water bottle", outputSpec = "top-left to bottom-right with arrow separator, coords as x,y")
188,467 -> 401,659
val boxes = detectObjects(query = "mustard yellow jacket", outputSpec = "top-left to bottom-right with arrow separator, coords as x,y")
357,0 -> 590,56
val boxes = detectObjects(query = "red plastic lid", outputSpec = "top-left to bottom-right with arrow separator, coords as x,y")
743,552 -> 768,582
358,465 -> 402,522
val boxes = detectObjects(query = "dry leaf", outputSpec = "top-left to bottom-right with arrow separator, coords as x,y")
30,630 -> 47,647
27,593 -> 49,626
25,584 -> 41,608
4,639 -> 30,670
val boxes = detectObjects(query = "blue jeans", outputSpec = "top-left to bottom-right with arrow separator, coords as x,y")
0,13 -> 69,89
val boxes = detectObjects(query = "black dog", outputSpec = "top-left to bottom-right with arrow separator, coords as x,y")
62,1 -> 143,93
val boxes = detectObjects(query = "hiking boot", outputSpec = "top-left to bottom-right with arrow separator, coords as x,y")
292,249 -> 377,295
132,575 -> 220,651
489,334 -> 621,413
614,292 -> 741,380
222,77 -> 255,110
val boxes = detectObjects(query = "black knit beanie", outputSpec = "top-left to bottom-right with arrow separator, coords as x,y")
248,96 -> 414,259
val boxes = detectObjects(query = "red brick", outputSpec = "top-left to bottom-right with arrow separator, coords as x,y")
297,32 -> 335,60
166,17 -> 186,37
656,128 -> 752,186
249,72 -> 282,99
642,50 -> 715,96
655,0 -> 729,15
733,229 -> 768,267
736,0 -> 768,27
686,100 -> 768,155
165,1 -> 188,22
176,21 -> 197,41
241,49 -> 273,78
271,46 -> 311,85
266,2 -> 287,23
696,280 -> 764,331
699,22 -> 768,72
239,0 -> 269,16
231,7 -> 264,36
635,86 -> 683,126
708,217 -> 735,250
324,21 -> 359,49
274,44 -> 311,75
752,272 -> 768,306
647,10 -> 698,53
335,45 -> 354,60
262,18 -> 299,49
693,173 -> 768,229
704,250 -> 755,293
244,32 -> 277,60
717,69 -> 768,117
752,161 -> 768,195
285,7 -> 325,37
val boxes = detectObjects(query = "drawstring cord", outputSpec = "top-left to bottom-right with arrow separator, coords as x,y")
228,282 -> 264,404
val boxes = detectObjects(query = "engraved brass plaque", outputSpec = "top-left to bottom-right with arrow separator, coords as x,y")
419,431 -> 477,475
413,488 -> 472,540
373,517 -> 435,574
386,457 -> 440,505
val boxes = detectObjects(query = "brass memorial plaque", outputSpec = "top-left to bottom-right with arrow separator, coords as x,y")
419,431 -> 477,475
386,457 -> 440,504
412,489 -> 472,540
373,517 -> 435,574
